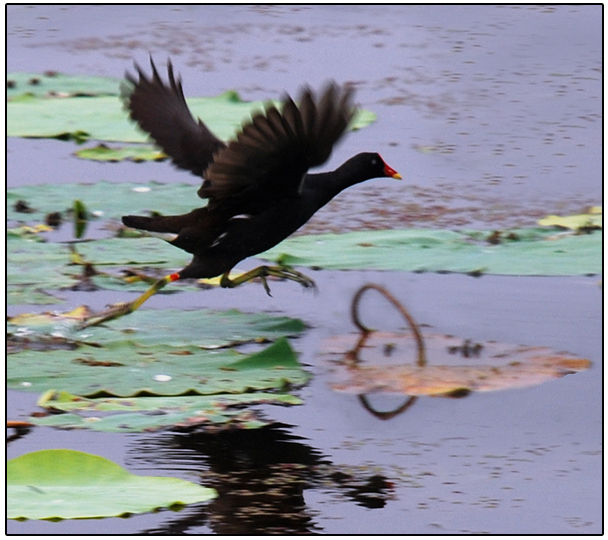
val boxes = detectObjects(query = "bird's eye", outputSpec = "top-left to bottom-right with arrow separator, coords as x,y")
371,158 -> 377,166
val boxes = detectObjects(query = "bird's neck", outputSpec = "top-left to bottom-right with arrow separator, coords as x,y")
303,160 -> 369,207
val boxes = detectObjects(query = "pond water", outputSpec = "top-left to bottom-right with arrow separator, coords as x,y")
7,5 -> 602,534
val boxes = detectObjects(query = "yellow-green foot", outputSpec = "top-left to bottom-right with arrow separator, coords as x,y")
220,265 -> 316,296
80,273 -> 179,329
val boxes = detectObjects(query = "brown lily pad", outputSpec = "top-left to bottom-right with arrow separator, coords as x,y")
323,331 -> 591,396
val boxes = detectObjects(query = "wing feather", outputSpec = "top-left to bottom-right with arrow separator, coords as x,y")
122,58 -> 226,177
199,83 -> 356,203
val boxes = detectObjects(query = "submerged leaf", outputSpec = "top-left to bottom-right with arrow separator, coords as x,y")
324,331 -> 591,396
7,449 -> 216,520
33,391 -> 300,432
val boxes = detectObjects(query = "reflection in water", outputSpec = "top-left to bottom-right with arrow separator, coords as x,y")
331,283 -> 590,417
358,394 -> 418,420
6,422 -> 32,444
131,423 -> 393,534
350,284 -> 423,420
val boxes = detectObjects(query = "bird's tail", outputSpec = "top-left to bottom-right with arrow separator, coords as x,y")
122,207 -> 208,234
122,214 -> 174,233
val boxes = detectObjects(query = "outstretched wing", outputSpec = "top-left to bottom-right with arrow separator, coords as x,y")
199,83 -> 355,204
122,58 -> 226,177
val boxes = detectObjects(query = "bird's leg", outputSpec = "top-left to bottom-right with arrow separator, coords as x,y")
80,273 -> 180,329
220,265 -> 316,296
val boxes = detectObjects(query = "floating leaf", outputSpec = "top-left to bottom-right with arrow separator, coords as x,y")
7,73 -> 376,147
5,92 -> 264,143
8,307 -> 306,349
323,331 -> 591,396
8,330 -> 308,397
6,72 -> 120,100
7,226 -> 601,307
6,224 -> 53,239
6,234 -> 249,305
7,449 -> 216,520
7,222 -> 601,309
73,237 -> 184,268
350,108 -> 377,130
9,181 -> 600,298
7,239 -> 75,304
33,391 -> 300,432
74,143 -> 166,162
538,208 -> 602,230
7,181 -> 198,224
262,228 -> 601,276
8,307 -> 308,429
8,305 -> 91,328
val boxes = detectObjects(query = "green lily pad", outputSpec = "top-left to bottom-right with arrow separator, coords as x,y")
7,449 -> 216,520
7,72 -> 377,148
7,226 -> 601,307
261,228 -> 602,276
74,107 -> 374,162
7,72 -> 120,100
6,231 -> 296,306
9,307 -> 306,349
72,103 -> 373,162
7,238 -> 76,304
6,235 -> 214,305
5,92 -> 270,143
9,181 -> 600,306
32,391 -> 300,432
75,236 -> 185,268
7,181 -> 198,224
7,334 -> 308,397
6,224 -> 53,239
74,143 -> 166,162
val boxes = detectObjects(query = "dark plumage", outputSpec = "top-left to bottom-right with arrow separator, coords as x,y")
120,59 -> 401,291
81,59 -> 402,327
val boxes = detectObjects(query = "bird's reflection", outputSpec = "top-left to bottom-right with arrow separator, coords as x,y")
130,423 -> 393,534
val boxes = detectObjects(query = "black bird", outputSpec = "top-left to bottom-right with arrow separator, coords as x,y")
85,59 -> 401,326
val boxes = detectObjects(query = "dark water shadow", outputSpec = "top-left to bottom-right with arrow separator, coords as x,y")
131,423 -> 393,534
